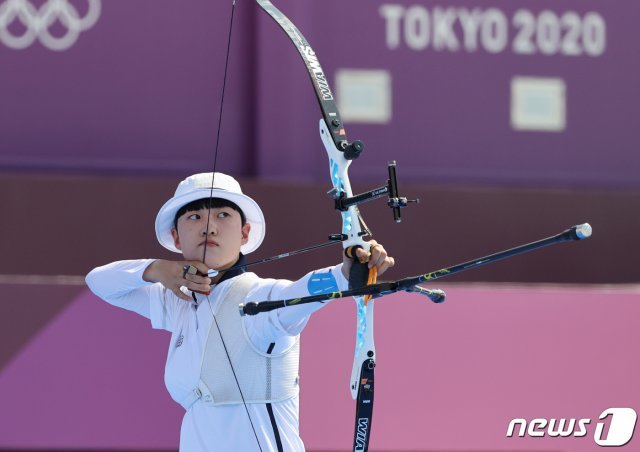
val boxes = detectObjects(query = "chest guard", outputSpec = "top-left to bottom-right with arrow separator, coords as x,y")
187,273 -> 300,408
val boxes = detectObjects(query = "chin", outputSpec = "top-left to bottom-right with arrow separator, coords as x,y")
205,257 -> 231,270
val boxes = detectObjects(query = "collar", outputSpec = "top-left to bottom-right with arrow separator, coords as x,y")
217,253 -> 248,284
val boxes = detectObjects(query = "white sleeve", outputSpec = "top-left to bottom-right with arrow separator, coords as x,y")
244,264 -> 348,346
85,259 -> 184,332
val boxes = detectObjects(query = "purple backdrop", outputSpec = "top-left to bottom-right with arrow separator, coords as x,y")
1,0 -> 639,187
0,0 -> 255,175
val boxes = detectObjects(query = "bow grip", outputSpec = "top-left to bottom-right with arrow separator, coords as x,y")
345,245 -> 370,290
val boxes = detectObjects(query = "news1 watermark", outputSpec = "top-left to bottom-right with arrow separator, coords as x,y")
507,408 -> 637,447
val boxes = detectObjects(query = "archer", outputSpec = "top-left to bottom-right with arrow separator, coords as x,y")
86,171 -> 394,452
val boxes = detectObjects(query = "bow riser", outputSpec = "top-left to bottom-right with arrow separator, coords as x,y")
320,121 -> 362,248
321,119 -> 376,406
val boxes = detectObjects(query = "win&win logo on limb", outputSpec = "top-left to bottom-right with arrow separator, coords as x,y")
507,407 -> 637,447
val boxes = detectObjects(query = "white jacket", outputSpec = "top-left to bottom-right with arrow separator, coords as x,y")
86,259 -> 348,452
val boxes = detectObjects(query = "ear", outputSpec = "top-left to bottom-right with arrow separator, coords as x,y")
171,227 -> 182,251
241,223 -> 251,246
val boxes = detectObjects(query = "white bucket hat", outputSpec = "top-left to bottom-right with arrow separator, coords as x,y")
155,172 -> 265,254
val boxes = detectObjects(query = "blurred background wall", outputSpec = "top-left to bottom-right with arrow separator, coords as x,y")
1,0 -> 638,451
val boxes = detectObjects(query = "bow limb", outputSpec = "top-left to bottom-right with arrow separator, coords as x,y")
256,0 -> 363,157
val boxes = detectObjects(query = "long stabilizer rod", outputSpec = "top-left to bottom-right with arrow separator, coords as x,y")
240,223 -> 592,316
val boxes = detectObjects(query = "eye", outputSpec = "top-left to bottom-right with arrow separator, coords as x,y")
187,213 -> 201,220
217,211 -> 231,219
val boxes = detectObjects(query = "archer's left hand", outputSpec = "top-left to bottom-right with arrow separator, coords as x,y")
342,239 -> 395,279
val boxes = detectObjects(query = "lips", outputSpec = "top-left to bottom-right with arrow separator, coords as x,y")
202,240 -> 219,247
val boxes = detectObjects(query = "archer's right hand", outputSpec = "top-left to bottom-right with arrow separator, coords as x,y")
143,260 -> 212,301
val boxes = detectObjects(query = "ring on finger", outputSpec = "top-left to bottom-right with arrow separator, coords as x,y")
182,265 -> 197,279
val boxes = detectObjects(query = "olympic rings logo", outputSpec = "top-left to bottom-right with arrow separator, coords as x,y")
0,0 -> 101,51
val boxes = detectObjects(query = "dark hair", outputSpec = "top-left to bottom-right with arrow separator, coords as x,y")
173,198 -> 246,230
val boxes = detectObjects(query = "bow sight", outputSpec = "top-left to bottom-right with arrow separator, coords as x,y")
327,160 -> 419,224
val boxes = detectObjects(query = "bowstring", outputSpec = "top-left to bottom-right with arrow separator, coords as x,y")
204,0 -> 237,231
201,1 -> 264,450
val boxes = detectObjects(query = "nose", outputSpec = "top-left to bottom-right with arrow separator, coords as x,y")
201,212 -> 218,236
